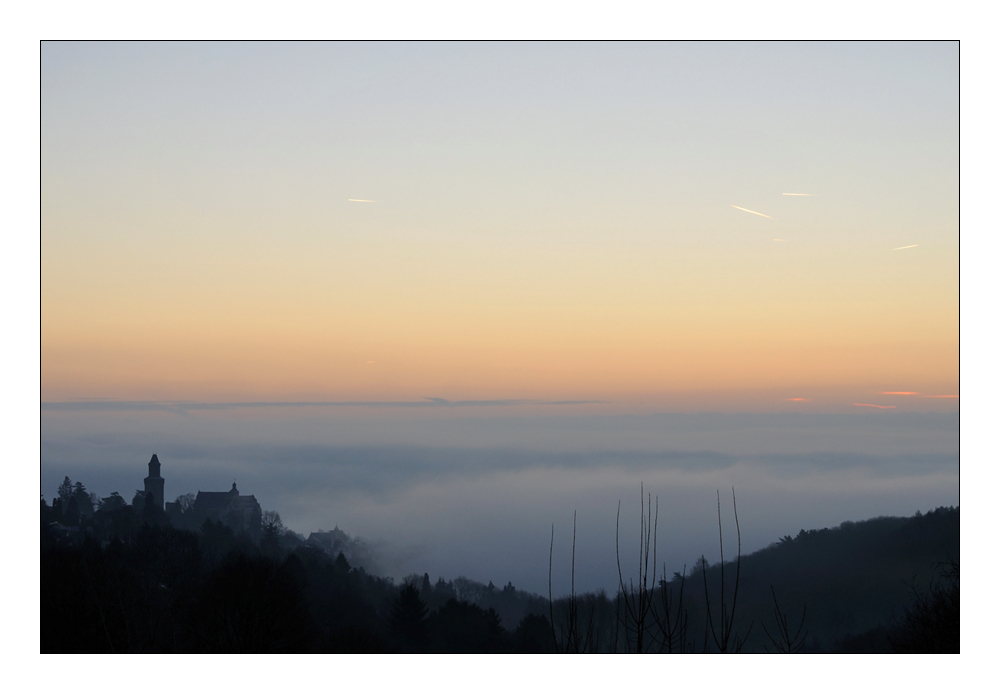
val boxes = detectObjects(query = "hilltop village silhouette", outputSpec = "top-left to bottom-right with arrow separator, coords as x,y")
47,453 -> 357,561
135,453 -> 263,533
83,453 -> 347,555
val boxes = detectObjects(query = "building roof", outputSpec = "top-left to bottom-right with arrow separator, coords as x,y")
193,491 -> 235,515
193,488 -> 260,516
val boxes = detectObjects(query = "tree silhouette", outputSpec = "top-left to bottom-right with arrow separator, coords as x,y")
187,553 -> 314,652
100,492 -> 127,512
261,510 -> 285,552
73,481 -> 94,518
390,584 -> 429,651
58,476 -> 74,505
513,613 -> 555,652
198,518 -> 236,561
428,598 -> 507,653
889,560 -> 959,653
64,495 -> 81,527
174,493 -> 196,512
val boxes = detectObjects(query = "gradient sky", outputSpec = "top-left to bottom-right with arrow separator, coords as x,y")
40,41 -> 959,596
42,42 -> 958,409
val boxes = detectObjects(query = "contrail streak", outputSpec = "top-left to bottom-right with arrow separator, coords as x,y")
853,403 -> 896,409
731,205 -> 771,218
348,199 -> 376,202
882,391 -> 919,395
892,245 -> 917,250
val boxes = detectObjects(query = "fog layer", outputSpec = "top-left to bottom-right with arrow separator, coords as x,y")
41,403 -> 958,595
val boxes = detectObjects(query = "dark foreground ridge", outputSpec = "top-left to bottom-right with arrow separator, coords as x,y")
40,457 -> 958,653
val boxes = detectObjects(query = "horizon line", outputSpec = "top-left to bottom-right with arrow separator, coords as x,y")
40,398 -> 612,412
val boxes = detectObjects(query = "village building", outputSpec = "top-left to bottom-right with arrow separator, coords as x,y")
188,482 -> 262,535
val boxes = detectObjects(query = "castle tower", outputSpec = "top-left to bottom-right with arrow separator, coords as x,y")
144,453 -> 165,511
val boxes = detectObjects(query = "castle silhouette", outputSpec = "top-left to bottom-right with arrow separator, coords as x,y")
137,453 -> 262,534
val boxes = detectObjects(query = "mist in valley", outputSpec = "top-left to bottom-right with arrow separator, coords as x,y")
42,402 -> 957,597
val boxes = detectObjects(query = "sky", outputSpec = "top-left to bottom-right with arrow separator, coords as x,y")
40,41 -> 959,596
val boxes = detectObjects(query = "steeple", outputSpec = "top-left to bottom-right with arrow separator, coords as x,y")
144,453 -> 165,511
148,453 -> 161,479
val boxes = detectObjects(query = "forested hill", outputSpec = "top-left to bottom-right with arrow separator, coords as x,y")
660,506 -> 959,652
41,493 -> 957,652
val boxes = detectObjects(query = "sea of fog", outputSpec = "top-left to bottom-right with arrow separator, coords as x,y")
40,403 -> 959,596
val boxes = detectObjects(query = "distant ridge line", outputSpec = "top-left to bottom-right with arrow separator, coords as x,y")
41,398 -> 610,412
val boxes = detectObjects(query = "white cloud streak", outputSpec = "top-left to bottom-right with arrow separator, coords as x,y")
731,205 -> 772,218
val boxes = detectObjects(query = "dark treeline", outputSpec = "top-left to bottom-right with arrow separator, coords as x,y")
41,478 -> 958,653
545,503 -> 959,653
41,478 -> 552,653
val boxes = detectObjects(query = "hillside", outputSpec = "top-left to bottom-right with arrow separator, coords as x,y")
668,506 -> 959,652
41,488 -> 958,652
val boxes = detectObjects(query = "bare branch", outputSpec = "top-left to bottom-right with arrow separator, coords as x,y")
701,488 -> 752,652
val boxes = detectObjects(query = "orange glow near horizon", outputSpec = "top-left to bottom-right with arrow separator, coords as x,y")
41,306 -> 959,405
40,269 -> 960,407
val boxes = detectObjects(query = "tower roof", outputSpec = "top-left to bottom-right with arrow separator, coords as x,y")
147,453 -> 162,479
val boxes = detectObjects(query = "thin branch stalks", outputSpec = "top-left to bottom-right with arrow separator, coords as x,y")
761,584 -> 808,653
615,483 -> 658,652
701,487 -> 753,653
549,522 -> 555,650
549,512 -> 598,652
651,563 -> 689,653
